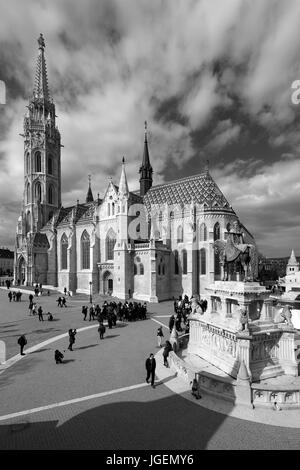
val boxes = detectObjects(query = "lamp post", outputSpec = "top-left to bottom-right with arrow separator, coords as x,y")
89,281 -> 92,304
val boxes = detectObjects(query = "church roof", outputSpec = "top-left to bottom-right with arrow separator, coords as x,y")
143,171 -> 235,213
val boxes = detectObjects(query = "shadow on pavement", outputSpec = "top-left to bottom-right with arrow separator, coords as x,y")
104,335 -> 120,339
75,344 -> 99,351
0,394 -> 298,450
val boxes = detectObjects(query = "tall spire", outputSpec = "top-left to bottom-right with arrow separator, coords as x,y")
86,175 -> 94,203
33,33 -> 50,102
139,121 -> 153,197
119,157 -> 129,197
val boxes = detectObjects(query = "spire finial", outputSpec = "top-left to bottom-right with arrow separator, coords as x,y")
38,33 -> 45,51
88,174 -> 91,186
144,120 -> 148,143
122,156 -> 125,164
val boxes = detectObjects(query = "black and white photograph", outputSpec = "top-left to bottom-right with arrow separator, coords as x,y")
0,0 -> 299,453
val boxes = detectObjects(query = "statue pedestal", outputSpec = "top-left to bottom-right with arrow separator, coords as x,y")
188,281 -> 298,381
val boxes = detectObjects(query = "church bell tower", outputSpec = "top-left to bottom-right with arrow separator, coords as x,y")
22,33 -> 61,234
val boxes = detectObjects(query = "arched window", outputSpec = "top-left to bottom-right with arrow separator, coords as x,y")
182,249 -> 187,274
213,222 -> 220,241
174,250 -> 179,275
48,185 -> 53,204
61,233 -> 68,270
177,225 -> 183,243
81,230 -> 90,269
26,182 -> 30,204
106,230 -> 116,260
200,248 -> 206,275
139,263 -> 144,275
215,251 -> 221,276
108,204 -> 110,217
200,223 -> 207,241
162,264 -> 165,275
35,181 -> 42,202
26,153 -> 30,174
134,264 -> 137,275
26,211 -> 31,234
112,203 -> 115,216
158,264 -> 161,275
35,151 -> 41,172
48,156 -> 53,175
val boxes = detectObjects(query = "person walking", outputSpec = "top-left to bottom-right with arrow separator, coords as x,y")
169,314 -> 175,333
8,291 -> 12,302
98,322 -> 106,340
163,340 -> 172,367
157,326 -> 164,348
145,353 -> 156,388
89,305 -> 94,321
82,305 -> 88,321
62,297 -> 67,308
67,329 -> 77,351
57,296 -> 62,308
17,335 -> 27,355
38,306 -> 44,321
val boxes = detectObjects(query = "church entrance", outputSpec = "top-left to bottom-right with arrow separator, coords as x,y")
103,271 -> 113,295
17,257 -> 26,285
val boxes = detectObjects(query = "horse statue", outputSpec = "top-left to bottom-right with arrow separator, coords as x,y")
214,221 -> 257,282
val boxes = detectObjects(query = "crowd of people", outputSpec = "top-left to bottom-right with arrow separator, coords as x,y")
7,290 -> 22,302
81,300 -> 148,324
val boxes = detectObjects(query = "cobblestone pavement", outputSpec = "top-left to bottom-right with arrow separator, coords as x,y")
0,290 -> 299,450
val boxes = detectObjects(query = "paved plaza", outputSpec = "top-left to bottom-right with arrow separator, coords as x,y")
0,288 -> 299,450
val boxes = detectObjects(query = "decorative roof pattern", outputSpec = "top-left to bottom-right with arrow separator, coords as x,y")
143,171 -> 235,213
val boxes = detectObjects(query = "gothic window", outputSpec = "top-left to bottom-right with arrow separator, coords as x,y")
158,264 -> 161,276
200,223 -> 207,241
182,249 -> 187,274
26,211 -> 31,234
174,250 -> 179,275
26,153 -> 30,174
26,182 -> 30,204
81,230 -> 90,269
48,185 -> 54,204
162,264 -> 165,275
106,229 -> 116,261
108,204 -> 110,217
139,263 -> 144,275
177,225 -> 183,243
35,181 -> 42,202
112,203 -> 115,216
200,248 -> 206,275
134,264 -> 137,275
35,151 -> 41,172
213,222 -> 220,241
61,233 -> 68,270
48,156 -> 53,175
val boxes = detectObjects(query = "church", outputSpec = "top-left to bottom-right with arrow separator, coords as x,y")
14,35 -> 256,302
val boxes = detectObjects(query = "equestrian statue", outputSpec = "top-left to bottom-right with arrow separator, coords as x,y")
214,221 -> 258,282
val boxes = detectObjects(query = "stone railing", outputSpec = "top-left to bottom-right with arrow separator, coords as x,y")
251,384 -> 300,409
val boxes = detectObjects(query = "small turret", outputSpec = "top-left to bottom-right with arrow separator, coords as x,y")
119,157 -> 129,197
86,175 -> 94,203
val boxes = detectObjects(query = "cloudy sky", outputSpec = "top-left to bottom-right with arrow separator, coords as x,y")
1,0 -> 300,256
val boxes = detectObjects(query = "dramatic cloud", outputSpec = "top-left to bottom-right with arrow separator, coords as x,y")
1,0 -> 300,256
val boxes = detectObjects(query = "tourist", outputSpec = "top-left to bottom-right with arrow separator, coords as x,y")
57,296 -> 62,307
98,322 -> 106,340
32,303 -> 37,315
54,349 -> 64,364
89,305 -> 94,321
28,302 -> 34,315
67,329 -> 76,351
47,312 -> 54,321
163,340 -> 172,367
62,297 -> 67,308
64,287 -> 67,295
8,291 -> 12,302
12,291 -> 16,301
157,326 -> 164,347
145,353 -> 156,388
191,378 -> 201,400
38,306 -> 44,321
169,314 -> 175,333
82,305 -> 88,321
17,334 -> 27,355
29,293 -> 33,304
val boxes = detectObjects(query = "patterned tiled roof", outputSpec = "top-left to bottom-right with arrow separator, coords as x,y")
143,171 -> 235,213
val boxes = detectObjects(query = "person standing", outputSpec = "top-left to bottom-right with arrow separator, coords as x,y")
68,329 -> 77,351
169,314 -> 175,333
89,305 -> 94,321
8,291 -> 12,302
157,326 -> 164,348
62,297 -> 67,308
38,306 -> 44,321
57,296 -> 62,308
98,322 -> 106,340
17,335 -> 27,355
163,340 -> 172,367
145,353 -> 156,388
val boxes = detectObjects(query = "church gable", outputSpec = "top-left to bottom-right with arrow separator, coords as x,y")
98,182 -> 119,220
